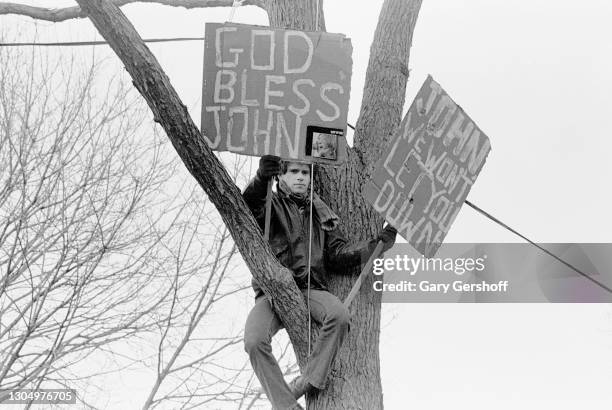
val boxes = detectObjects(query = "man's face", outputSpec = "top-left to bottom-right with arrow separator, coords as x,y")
316,139 -> 327,153
279,162 -> 310,195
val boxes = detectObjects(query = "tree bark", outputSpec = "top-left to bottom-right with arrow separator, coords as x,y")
266,0 -> 325,31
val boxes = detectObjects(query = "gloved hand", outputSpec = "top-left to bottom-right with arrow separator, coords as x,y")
257,155 -> 281,181
376,225 -> 397,253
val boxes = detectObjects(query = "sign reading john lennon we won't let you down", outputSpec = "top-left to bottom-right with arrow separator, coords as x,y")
201,23 -> 352,164
364,75 -> 492,257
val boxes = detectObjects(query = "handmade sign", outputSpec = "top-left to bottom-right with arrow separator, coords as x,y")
364,75 -> 492,257
201,23 -> 353,165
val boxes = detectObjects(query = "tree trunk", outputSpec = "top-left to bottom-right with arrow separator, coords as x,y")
317,2 -> 423,408
267,1 -> 422,409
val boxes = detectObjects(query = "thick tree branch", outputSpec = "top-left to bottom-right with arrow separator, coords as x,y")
0,0 -> 265,23
71,0 -> 311,362
266,0 -> 325,31
353,0 -> 422,175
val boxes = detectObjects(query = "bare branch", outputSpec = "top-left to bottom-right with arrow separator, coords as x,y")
0,39 -> 240,404
0,0 -> 265,23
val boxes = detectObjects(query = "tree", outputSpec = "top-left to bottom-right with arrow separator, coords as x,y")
0,33 -> 262,409
0,43 -> 179,406
1,0 -> 423,408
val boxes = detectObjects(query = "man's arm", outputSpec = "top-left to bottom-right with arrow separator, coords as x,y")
325,229 -> 374,272
242,155 -> 281,227
325,225 -> 397,273
243,173 -> 269,225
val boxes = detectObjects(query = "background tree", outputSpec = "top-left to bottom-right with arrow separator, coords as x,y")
0,0 -> 422,408
0,35 -> 264,409
0,44 -> 175,406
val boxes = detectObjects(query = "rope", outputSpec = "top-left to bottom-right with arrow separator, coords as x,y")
306,162 -> 315,356
227,0 -> 244,23
465,200 -> 612,294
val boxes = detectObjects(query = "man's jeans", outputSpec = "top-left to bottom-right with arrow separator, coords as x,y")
244,289 -> 350,410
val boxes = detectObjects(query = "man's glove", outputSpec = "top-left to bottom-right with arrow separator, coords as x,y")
376,225 -> 397,253
257,155 -> 281,181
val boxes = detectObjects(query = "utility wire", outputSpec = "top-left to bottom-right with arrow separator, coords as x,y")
0,37 -> 205,47
464,200 -> 612,294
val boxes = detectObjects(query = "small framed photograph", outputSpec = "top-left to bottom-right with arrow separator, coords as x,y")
305,126 -> 343,161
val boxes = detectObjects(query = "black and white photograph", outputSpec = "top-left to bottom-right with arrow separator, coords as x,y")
310,132 -> 337,160
1,1 -> 611,409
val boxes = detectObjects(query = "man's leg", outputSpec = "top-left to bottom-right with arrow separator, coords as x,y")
300,289 -> 350,390
244,296 -> 300,409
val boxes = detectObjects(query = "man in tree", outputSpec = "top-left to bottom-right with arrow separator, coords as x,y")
243,155 -> 397,409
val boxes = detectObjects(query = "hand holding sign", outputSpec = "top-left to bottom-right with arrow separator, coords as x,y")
344,223 -> 397,309
257,155 -> 281,181
203,24 -> 354,245
377,224 -> 398,253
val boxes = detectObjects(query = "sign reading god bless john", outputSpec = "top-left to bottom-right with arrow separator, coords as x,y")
201,23 -> 352,164
364,75 -> 492,257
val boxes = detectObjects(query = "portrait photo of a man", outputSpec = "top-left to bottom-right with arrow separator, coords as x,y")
311,132 -> 337,160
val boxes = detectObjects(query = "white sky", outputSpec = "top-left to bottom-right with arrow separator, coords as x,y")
2,1 -> 612,409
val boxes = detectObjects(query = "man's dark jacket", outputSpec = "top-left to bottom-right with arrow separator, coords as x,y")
243,173 -> 375,298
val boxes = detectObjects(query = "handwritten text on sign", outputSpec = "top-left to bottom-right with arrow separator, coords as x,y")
201,23 -> 352,164
364,76 -> 491,257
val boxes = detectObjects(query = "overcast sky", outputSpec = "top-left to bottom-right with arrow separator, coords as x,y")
2,1 -> 612,409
